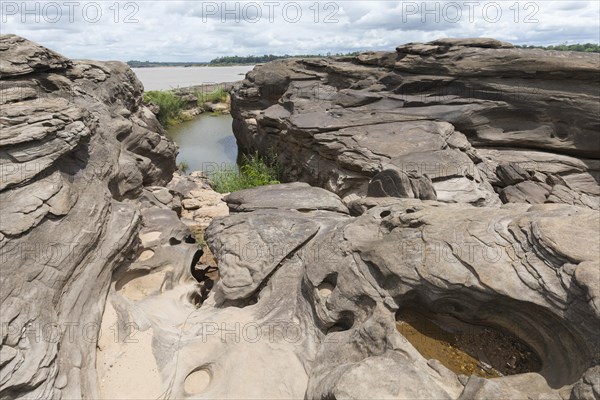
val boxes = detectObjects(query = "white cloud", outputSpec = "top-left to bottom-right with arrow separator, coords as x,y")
1,1 -> 598,61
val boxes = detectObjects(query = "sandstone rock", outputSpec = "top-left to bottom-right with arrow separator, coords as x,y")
98,38 -> 600,400
182,198 -> 202,210
570,366 -> 600,400
231,38 -> 599,209
367,169 -> 436,200
495,162 -> 530,186
0,34 -> 71,77
225,182 -> 349,213
458,374 -> 562,400
428,37 -> 514,49
499,181 -> 551,204
0,35 -> 177,399
203,192 -> 599,399
152,188 -> 174,205
96,201 -> 200,400
205,102 -> 229,113
3,35 -> 599,400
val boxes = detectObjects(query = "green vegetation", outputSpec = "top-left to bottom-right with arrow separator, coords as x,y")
516,43 -> 599,53
210,151 -> 280,194
209,52 -> 361,65
195,231 -> 206,248
197,87 -> 228,106
178,161 -> 189,174
130,45 -> 598,70
142,87 -> 230,126
143,90 -> 187,126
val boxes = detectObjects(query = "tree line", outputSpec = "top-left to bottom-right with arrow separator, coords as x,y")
515,43 -> 599,53
208,52 -> 360,65
127,60 -> 209,68
127,44 -> 598,68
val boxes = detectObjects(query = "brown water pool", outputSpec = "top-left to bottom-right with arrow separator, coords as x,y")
396,308 -> 542,378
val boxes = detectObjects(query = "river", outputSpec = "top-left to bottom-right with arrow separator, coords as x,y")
167,115 -> 238,173
132,66 -> 254,91
132,66 -> 254,173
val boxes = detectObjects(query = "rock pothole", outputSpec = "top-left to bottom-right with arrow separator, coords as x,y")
396,307 -> 541,379
184,368 -> 211,394
115,268 -> 171,301
318,273 -> 338,298
137,249 -> 155,261
395,291 -> 592,388
139,231 -> 161,246
318,282 -> 334,298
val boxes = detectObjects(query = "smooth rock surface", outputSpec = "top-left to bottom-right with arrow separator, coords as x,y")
225,182 -> 349,213
201,192 -> 599,399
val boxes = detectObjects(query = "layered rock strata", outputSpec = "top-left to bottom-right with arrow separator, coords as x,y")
0,34 -> 189,399
2,35 -> 599,400
231,38 -> 599,209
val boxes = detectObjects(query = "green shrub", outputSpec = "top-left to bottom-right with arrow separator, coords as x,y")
210,151 -> 280,193
143,90 -> 185,126
178,161 -> 189,174
197,87 -> 228,106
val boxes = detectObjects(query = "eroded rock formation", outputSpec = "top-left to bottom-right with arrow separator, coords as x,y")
0,34 -> 195,399
2,35 -> 599,400
231,38 -> 599,208
200,184 -> 600,399
210,38 -> 598,398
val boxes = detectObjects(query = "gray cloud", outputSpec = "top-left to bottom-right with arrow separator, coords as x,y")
1,1 -> 598,61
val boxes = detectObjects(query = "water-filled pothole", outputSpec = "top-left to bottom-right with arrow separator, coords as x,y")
394,291 -> 592,388
396,307 -> 541,378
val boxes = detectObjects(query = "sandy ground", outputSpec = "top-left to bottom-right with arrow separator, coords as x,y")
96,175 -> 228,399
96,273 -> 164,399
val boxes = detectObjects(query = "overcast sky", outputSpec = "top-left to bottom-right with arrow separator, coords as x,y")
1,1 -> 599,61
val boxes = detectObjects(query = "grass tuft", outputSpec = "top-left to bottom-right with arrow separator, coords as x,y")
178,161 -> 190,174
197,87 -> 228,107
210,151 -> 280,194
143,90 -> 186,127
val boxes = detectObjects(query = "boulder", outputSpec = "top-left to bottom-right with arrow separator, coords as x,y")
225,182 -> 349,213
367,169 -> 437,200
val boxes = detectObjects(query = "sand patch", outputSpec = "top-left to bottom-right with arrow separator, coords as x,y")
96,300 -> 162,399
